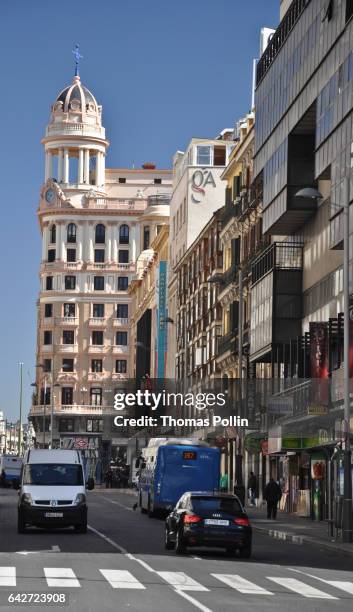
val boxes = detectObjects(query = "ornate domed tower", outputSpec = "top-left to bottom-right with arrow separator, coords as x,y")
42,73 -> 108,205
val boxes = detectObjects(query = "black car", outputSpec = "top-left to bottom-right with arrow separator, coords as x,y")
165,491 -> 252,557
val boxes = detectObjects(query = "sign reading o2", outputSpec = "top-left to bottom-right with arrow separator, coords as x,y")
191,169 -> 216,203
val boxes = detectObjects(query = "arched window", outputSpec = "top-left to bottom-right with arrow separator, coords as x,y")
119,224 -> 129,244
95,224 -> 106,244
67,223 -> 77,243
50,224 -> 56,244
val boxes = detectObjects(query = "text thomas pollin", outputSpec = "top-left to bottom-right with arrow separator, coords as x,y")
112,390 -> 249,428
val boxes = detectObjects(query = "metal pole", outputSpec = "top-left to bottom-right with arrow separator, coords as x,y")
43,378 -> 47,448
343,175 -> 353,543
18,362 -> 23,456
236,267 -> 244,487
50,379 -> 54,449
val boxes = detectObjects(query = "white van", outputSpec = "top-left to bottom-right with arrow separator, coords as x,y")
17,449 -> 94,533
0,455 -> 23,487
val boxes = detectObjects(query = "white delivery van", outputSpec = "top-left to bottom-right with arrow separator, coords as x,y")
0,455 -> 23,487
17,449 -> 94,533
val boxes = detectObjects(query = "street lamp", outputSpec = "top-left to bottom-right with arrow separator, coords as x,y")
295,178 -> 352,543
18,362 -> 23,455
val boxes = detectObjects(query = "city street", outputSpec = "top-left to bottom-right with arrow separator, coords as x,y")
1,489 -> 353,611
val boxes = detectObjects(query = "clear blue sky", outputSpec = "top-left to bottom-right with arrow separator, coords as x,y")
0,0 -> 279,421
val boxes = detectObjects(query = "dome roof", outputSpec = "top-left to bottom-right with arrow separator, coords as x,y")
53,76 -> 99,115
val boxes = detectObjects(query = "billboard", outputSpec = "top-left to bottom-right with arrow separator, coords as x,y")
156,261 -> 168,378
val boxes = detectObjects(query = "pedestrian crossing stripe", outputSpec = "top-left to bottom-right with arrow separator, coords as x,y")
157,571 -> 209,592
212,574 -> 273,595
324,581 -> 353,595
0,566 -> 352,598
44,568 -> 80,588
267,577 -> 338,599
0,567 -> 16,587
100,569 -> 145,589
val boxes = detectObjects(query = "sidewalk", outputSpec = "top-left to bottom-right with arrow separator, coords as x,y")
247,503 -> 353,558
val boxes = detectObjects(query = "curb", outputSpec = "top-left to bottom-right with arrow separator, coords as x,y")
252,522 -> 353,558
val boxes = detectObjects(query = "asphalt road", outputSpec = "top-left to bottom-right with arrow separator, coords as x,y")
1,488 -> 353,611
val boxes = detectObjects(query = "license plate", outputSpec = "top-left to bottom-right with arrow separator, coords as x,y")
204,519 -> 229,526
44,512 -> 63,518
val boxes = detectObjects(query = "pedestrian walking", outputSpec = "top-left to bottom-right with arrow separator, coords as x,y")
105,468 -> 113,489
220,471 -> 229,492
247,471 -> 257,507
264,477 -> 282,519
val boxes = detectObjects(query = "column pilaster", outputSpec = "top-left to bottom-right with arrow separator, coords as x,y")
78,149 -> 84,184
58,149 -> 63,183
63,149 -> 69,184
84,149 -> 90,184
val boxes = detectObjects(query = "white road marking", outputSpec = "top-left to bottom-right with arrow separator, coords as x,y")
126,555 -> 156,573
0,567 -> 16,587
288,568 -> 353,596
88,524 -> 127,553
157,571 -> 209,592
100,569 -> 145,589
101,496 -> 134,512
267,577 -> 337,599
324,581 -> 353,595
212,574 -> 273,595
17,545 -> 60,555
44,567 -> 80,588
177,589 -> 213,612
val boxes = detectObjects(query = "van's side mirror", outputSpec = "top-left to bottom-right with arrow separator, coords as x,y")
13,479 -> 20,490
141,461 -> 146,470
166,505 -> 173,513
86,477 -> 95,490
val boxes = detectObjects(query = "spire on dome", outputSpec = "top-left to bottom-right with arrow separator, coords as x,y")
72,44 -> 83,77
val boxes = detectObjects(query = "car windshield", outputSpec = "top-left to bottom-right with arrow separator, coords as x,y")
23,464 -> 83,486
191,497 -> 242,514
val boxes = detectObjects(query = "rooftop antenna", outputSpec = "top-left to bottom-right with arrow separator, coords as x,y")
72,44 -> 83,77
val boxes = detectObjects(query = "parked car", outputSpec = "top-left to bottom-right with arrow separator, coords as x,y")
17,449 -> 94,533
165,491 -> 252,557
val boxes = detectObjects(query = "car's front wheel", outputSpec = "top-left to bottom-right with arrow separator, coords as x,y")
165,527 -> 174,550
175,530 -> 186,555
17,510 -> 27,534
74,521 -> 87,534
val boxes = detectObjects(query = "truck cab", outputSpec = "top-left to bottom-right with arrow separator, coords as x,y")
18,449 -> 94,533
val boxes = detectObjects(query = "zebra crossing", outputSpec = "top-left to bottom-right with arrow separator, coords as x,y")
0,565 -> 353,600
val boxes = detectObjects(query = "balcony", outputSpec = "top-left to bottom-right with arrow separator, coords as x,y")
58,344 -> 78,354
221,202 -> 241,229
112,345 -> 129,354
256,0 -> 311,86
251,242 -> 303,285
43,317 -> 54,326
57,372 -> 78,383
87,372 -> 106,382
28,403 -> 110,417
112,372 -> 128,381
46,123 -> 106,138
83,196 -> 146,212
88,317 -> 107,327
55,317 -> 78,326
41,344 -> 53,353
113,318 -> 129,327
218,332 -> 237,357
88,345 -> 107,354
